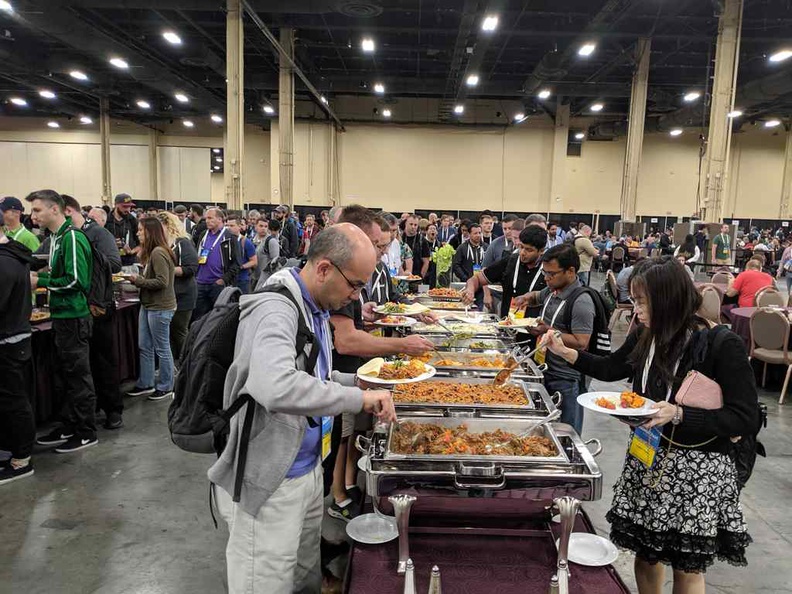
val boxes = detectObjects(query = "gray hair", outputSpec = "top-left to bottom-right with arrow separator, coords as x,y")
307,225 -> 354,268
206,207 -> 226,221
247,209 -> 260,219
580,224 -> 592,234
328,205 -> 343,224
89,207 -> 107,226
525,213 -> 547,225
381,212 -> 398,227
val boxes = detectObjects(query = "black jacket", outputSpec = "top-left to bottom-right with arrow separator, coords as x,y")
191,219 -> 207,249
0,239 -> 33,340
452,240 -> 485,282
173,237 -> 199,311
105,211 -> 139,266
197,229 -> 240,286
83,219 -> 122,274
281,218 -> 300,258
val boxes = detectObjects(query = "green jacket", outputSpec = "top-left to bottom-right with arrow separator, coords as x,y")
37,218 -> 92,319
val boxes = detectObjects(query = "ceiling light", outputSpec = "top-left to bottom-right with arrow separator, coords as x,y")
768,49 -> 792,63
47,121 -> 60,129
163,31 -> 182,45
466,74 -> 479,87
482,15 -> 499,32
764,119 -> 781,128
669,128 -> 683,137
0,1 -> 12,12
361,37 -> 375,53
727,109 -> 743,118
183,120 -> 194,128
590,103 -> 604,112
263,105 -> 275,114
109,57 -> 129,70
453,104 -> 464,115
39,90 -> 56,99
212,148 -> 221,154
574,132 -> 585,140
683,91 -> 701,102
79,116 -> 92,124
373,83 -> 385,94
514,113 -> 525,122
215,157 -> 222,163
9,97 -> 27,106
213,166 -> 220,171
69,70 -> 88,81
537,89 -> 551,100
320,95 -> 328,104
211,114 -> 223,123
578,43 -> 596,57
136,100 -> 151,109
382,109 -> 392,118
174,93 -> 189,103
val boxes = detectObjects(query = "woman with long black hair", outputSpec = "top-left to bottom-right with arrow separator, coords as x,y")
542,257 -> 758,594
674,233 -> 701,270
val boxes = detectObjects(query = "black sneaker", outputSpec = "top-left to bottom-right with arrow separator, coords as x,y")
55,436 -> 98,454
127,386 -> 155,397
327,500 -> 360,523
148,389 -> 173,401
347,485 -> 364,506
0,463 -> 34,485
37,428 -> 75,446
104,412 -> 124,430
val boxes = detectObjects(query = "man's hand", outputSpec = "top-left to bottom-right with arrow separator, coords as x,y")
416,311 -> 439,324
461,285 -> 476,305
399,334 -> 435,355
361,390 -> 397,423
529,320 -> 549,336
215,279 -> 225,286
483,291 -> 493,311
29,272 -> 38,289
362,301 -> 378,322
512,294 -> 529,309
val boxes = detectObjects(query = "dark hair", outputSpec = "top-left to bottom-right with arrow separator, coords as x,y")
61,194 -> 81,212
511,219 -> 526,232
427,222 -> 437,231
190,204 -> 204,217
627,257 -> 703,385
680,234 -> 697,257
206,207 -> 225,221
102,205 -> 111,214
519,225 -> 548,250
226,214 -> 242,225
459,219 -> 472,231
25,189 -> 64,212
480,209 -> 493,218
138,217 -> 176,265
543,243 -> 580,272
269,218 -> 282,232
548,221 -> 558,229
502,214 -> 519,224
339,204 -> 379,232
468,222 -> 482,232
479,213 -> 493,222
255,216 -> 269,225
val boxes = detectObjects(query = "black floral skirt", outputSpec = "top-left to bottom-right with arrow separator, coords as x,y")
607,439 -> 752,573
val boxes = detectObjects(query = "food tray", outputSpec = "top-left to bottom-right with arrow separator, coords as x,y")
425,336 -> 513,352
412,322 -> 499,337
422,301 -> 471,311
421,351 -> 514,372
415,293 -> 463,303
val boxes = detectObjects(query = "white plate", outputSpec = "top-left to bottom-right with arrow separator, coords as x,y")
555,533 -> 619,567
374,303 -> 430,316
373,317 -> 417,328
346,513 -> 398,545
393,276 -> 423,282
577,392 -> 658,417
357,455 -> 369,473
358,364 -> 437,386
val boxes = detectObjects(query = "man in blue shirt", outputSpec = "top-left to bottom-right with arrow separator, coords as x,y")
226,214 -> 257,294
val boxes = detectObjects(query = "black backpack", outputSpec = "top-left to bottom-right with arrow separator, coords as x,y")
69,226 -> 114,311
167,283 -> 320,502
560,285 -> 612,356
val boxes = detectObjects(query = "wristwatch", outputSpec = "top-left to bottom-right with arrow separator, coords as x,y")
671,405 -> 683,426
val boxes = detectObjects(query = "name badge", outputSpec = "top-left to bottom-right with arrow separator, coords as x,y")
629,426 -> 661,468
198,247 -> 210,265
473,264 -> 482,273
321,416 -> 333,461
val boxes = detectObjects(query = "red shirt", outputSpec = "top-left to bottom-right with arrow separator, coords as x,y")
732,269 -> 773,308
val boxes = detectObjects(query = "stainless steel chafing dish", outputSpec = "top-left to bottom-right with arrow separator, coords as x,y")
423,352 -> 545,382
412,322 -> 500,337
425,336 -> 513,352
414,293 -> 463,303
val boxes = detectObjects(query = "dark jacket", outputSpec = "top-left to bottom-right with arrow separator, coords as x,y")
173,237 -> 198,311
197,229 -> 240,286
105,211 -> 139,266
0,239 -> 33,340
191,219 -> 207,249
281,218 -> 300,258
452,240 -> 485,282
83,219 -> 122,274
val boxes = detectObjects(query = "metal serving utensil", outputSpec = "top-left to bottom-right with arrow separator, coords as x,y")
491,345 -> 540,386
484,409 -> 562,452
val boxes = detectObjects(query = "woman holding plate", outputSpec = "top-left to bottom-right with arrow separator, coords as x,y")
542,257 -> 758,594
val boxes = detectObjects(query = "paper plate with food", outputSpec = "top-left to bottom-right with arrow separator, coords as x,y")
356,357 -> 436,385
393,274 -> 423,282
427,287 -> 463,299
373,315 -> 417,327
373,302 -> 430,316
577,391 -> 657,417
497,316 -> 539,328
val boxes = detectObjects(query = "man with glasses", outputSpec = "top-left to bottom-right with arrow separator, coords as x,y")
513,244 -> 594,434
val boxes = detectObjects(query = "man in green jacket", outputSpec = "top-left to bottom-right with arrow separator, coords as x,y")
27,190 -> 98,453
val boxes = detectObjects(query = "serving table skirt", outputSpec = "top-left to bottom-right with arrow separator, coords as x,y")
29,300 -> 141,423
344,506 -> 630,594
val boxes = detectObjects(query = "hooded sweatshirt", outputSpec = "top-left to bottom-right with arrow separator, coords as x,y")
208,268 -> 364,516
0,239 -> 34,342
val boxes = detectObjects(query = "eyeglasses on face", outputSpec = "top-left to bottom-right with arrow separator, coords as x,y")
329,260 -> 366,292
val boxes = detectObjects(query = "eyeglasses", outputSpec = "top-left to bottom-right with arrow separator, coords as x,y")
329,260 -> 366,293
542,268 -> 563,279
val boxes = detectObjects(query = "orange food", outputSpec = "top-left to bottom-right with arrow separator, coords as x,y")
428,287 -> 462,298
393,382 -> 527,405
620,391 -> 645,409
380,315 -> 410,325
595,397 -> 616,410
378,359 -> 427,380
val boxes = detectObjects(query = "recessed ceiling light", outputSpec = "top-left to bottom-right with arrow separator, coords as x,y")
454,104 -> 464,114
373,83 -> 385,94
466,74 -> 479,87
320,95 -> 328,104
9,97 -> 27,106
590,103 -> 604,112
727,109 -> 743,118
69,70 -> 88,81
514,113 -> 525,122
537,89 -> 551,99
211,114 -> 223,123
136,100 -> 151,109
263,105 -> 275,114
39,90 -> 56,99
212,148 -> 221,154
683,91 -> 701,102
109,57 -> 129,70
769,49 -> 792,63
174,93 -> 189,103
215,157 -> 222,163
79,116 -> 92,124
669,128 -> 683,136
574,132 -> 585,140
213,166 -> 220,170
578,43 -> 596,57
382,109 -> 392,118
183,119 -> 194,128
482,15 -> 499,32
0,1 -> 13,13
47,121 -> 60,129
764,119 -> 781,128
163,31 -> 182,45
361,37 -> 375,53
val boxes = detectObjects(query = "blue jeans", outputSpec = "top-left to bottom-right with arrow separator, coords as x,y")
193,282 -> 224,321
578,271 -> 590,286
544,373 -> 585,435
137,308 -> 175,392
236,279 -> 250,294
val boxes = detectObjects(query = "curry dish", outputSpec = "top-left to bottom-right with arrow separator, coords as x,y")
378,359 -> 428,380
427,287 -> 462,298
393,381 -> 528,405
392,421 -> 557,457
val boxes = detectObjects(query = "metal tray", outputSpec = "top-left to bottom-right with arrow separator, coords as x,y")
425,336 -> 513,352
415,293 -> 463,303
412,322 -> 500,337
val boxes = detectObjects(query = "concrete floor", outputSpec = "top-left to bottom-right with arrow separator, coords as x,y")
2,273 -> 791,594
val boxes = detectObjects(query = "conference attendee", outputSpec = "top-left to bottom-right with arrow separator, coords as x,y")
226,214 -> 257,295
157,211 -> 198,363
367,217 -> 407,305
675,255 -> 695,282
695,225 -> 708,268
480,212 -> 495,249
616,263 -> 636,303
424,222 -> 440,287
87,207 -> 108,227
105,193 -> 139,269
254,218 -> 282,291
572,224 -> 598,286
428,212 -> 438,226
189,204 -> 206,248
725,258 -> 774,308
438,214 -> 456,245
28,190 -> 98,453
541,257 -> 757,593
525,213 -> 547,230
0,226 -> 36,484
126,217 -> 177,402
565,222 -> 579,242
1,196 -> 40,251
193,208 -> 240,320
463,225 -> 547,318
546,222 -> 564,248
776,240 -> 792,294
320,209 -> 330,228
449,219 -> 471,250
674,234 -> 701,270
209,224 -> 396,594
482,214 -> 519,268
659,228 -> 674,255
274,204 -> 299,258
300,213 -> 320,255
712,223 -> 733,266
245,210 -> 260,241
380,212 -> 410,278
402,213 -> 431,279
514,244 -> 595,434
251,216 -> 269,247
453,222 -> 485,307
174,205 -> 193,234
63,195 -> 124,430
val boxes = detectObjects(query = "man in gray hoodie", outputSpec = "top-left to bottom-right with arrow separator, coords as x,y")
208,223 -> 396,594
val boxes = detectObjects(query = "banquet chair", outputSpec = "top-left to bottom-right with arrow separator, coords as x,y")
755,286 -> 785,308
697,285 -> 724,326
710,271 -> 734,287
606,271 -> 634,331
610,246 -> 627,273
749,308 -> 792,403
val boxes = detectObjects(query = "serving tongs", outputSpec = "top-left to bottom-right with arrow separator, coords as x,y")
491,345 -> 540,386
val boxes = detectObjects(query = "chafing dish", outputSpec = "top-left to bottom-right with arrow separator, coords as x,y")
424,336 -> 513,352
415,292 -> 463,303
422,300 -> 471,311
412,322 -> 499,337
423,352 -> 545,382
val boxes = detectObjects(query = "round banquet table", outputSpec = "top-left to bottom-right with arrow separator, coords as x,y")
729,306 -> 792,347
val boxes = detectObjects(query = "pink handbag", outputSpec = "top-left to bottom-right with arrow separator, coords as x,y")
675,370 -> 723,410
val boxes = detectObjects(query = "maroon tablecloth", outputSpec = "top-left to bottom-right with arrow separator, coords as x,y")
344,509 -> 630,594
29,300 -> 140,423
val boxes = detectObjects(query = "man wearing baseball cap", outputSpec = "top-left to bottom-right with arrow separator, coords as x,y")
1,197 -> 40,252
273,204 -> 299,258
105,193 -> 139,268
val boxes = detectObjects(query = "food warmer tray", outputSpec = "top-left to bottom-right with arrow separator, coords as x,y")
425,353 -> 545,382
362,421 -> 602,502
424,336 -> 514,352
411,322 -> 500,337
414,293 -> 463,303
392,377 -> 558,418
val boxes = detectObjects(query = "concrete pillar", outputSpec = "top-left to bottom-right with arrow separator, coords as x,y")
781,125 -> 792,219
701,0 -> 743,222
279,27 -> 295,210
148,128 -> 158,201
225,0 -> 244,211
550,102 -> 570,213
619,38 -> 651,223
99,97 -> 111,204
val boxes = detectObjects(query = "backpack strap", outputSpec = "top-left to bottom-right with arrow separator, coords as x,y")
559,285 -> 587,331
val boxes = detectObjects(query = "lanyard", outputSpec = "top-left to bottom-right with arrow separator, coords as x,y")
642,338 -> 683,400
522,264 -> 542,293
540,295 -> 566,328
372,266 -> 387,303
467,243 -> 482,265
201,228 -> 226,253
